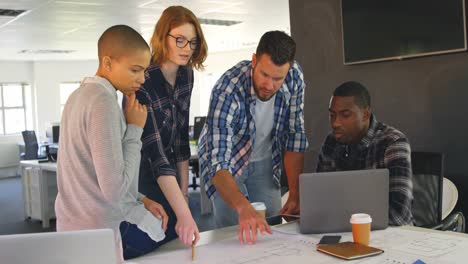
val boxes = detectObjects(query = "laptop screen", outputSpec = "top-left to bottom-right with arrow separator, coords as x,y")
0,229 -> 116,264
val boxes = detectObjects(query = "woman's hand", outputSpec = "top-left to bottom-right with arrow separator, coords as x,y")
175,213 -> 200,246
142,196 -> 168,231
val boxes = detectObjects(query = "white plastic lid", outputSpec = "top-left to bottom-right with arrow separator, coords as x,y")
350,213 -> 372,224
251,202 -> 266,211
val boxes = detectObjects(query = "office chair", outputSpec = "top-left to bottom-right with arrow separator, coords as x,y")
21,130 -> 47,160
411,151 -> 465,232
188,161 -> 199,190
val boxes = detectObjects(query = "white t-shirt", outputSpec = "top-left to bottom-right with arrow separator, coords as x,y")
251,93 -> 276,162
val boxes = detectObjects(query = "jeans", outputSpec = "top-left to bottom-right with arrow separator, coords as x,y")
119,217 -> 177,260
120,173 -> 179,260
121,156 -> 183,260
212,157 -> 281,228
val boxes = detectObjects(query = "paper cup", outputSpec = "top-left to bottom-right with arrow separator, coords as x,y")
251,202 -> 267,218
350,213 -> 372,245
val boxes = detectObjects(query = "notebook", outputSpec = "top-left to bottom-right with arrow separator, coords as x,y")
317,242 -> 384,260
299,169 -> 389,234
0,229 -> 116,264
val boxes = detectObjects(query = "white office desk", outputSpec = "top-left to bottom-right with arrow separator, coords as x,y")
19,160 -> 57,228
18,145 -> 210,228
189,143 -> 212,215
132,221 -> 468,263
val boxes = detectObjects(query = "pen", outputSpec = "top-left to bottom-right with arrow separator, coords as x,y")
191,242 -> 195,261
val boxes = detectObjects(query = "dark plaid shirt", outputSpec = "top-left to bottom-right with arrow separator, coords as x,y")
317,114 -> 414,226
136,64 -> 193,180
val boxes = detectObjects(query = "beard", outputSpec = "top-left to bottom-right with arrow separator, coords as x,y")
253,84 -> 275,101
252,69 -> 276,102
333,130 -> 353,144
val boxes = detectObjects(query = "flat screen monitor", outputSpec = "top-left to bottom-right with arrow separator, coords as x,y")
341,0 -> 467,65
193,116 -> 206,141
46,125 -> 59,143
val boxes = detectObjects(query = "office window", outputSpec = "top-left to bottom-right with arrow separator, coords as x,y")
0,83 -> 29,135
0,109 -> 3,134
60,82 -> 80,114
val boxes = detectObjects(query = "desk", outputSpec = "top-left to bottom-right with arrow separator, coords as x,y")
132,221 -> 468,263
0,142 -> 20,178
18,145 -> 212,227
18,142 -> 55,160
189,144 -> 212,215
19,160 -> 57,228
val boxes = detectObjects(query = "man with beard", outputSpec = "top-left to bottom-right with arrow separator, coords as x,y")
317,81 -> 414,226
198,31 -> 308,244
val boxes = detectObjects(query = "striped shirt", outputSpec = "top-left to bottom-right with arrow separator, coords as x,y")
136,64 -> 193,183
317,114 -> 414,226
198,60 -> 309,199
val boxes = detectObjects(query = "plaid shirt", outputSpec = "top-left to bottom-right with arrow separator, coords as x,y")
198,60 -> 309,199
136,64 -> 193,181
317,114 -> 414,226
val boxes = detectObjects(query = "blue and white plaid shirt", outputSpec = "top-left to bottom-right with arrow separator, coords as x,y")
198,60 -> 309,199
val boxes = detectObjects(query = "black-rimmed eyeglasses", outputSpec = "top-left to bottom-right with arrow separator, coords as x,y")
167,34 -> 198,50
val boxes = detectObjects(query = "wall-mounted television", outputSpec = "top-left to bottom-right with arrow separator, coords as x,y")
341,0 -> 467,65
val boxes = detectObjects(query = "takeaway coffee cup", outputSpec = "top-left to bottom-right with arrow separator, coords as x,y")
350,213 -> 372,245
251,202 -> 267,218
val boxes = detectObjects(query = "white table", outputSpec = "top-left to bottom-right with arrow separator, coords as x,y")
19,160 -> 57,228
132,221 -> 468,263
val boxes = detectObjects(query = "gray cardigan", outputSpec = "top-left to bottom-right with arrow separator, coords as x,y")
55,76 -> 164,259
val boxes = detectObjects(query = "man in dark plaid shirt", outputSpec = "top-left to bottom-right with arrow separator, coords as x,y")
317,81 -> 414,226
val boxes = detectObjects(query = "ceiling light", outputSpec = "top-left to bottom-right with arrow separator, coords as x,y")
138,0 -> 160,8
18,50 -> 76,54
0,9 -> 26,17
197,18 -> 242,26
55,1 -> 105,6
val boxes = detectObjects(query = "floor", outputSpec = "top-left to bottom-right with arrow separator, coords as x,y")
0,176 -> 215,236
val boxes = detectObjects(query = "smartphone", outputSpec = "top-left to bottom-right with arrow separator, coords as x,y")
266,215 -> 284,225
279,214 -> 300,222
266,214 -> 300,225
318,235 -> 341,245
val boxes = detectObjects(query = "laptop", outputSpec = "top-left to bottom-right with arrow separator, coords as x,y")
0,229 -> 116,264
299,169 -> 389,234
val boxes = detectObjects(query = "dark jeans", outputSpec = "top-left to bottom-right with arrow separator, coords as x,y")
123,159 -> 181,259
120,177 -> 178,260
119,217 -> 177,260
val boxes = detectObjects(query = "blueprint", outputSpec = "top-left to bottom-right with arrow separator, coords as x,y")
131,227 -> 468,264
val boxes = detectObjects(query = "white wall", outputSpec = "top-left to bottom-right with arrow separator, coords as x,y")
191,48 -> 254,124
0,48 -> 252,142
0,60 -> 97,143
33,60 -> 97,140
0,61 -> 34,82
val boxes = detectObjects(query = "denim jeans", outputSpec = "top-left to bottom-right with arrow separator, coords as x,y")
125,162 -> 180,259
119,217 -> 177,260
119,182 -> 178,260
212,157 -> 281,228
